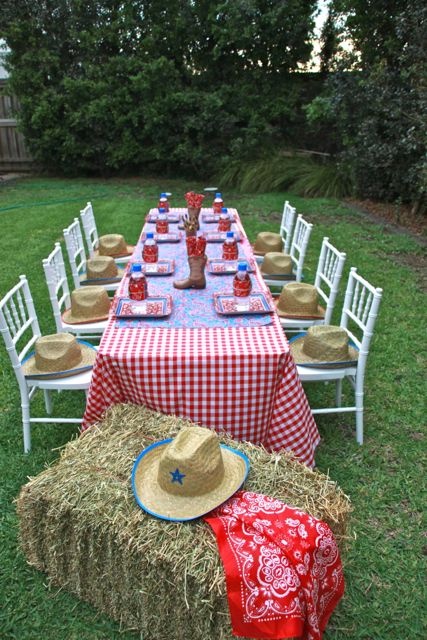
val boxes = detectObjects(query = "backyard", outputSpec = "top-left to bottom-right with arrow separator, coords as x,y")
0,177 -> 425,639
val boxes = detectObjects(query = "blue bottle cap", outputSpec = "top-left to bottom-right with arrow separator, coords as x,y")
226,231 -> 234,238
237,262 -> 247,271
216,192 -> 222,198
158,207 -> 166,213
131,263 -> 142,272
146,232 -> 154,239
160,192 -> 166,197
221,207 -> 228,213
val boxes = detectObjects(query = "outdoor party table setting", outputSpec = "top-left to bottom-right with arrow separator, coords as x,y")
82,192 -> 320,467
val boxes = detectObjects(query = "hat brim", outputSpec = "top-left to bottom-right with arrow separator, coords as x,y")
62,306 -> 110,325
289,333 -> 359,368
80,264 -> 126,285
22,341 -> 97,379
274,296 -> 325,319
252,245 -> 267,256
95,244 -> 135,258
132,438 -> 250,522
261,268 -> 295,280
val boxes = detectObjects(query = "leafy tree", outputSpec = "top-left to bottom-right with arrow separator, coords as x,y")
0,0 -> 317,176
308,0 -> 427,208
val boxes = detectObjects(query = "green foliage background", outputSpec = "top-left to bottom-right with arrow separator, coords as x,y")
308,0 -> 427,208
1,1 -> 426,206
0,0 -> 318,177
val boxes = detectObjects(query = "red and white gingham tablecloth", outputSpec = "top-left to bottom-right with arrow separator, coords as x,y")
82,208 -> 320,467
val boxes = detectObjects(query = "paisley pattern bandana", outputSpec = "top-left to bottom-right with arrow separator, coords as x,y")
203,491 -> 344,639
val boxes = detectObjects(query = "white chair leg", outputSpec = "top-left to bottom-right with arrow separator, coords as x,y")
335,380 -> 342,407
22,402 -> 31,453
44,389 -> 53,415
355,391 -> 364,445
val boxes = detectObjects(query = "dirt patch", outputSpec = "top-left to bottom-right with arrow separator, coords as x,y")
386,251 -> 427,292
346,199 -> 427,242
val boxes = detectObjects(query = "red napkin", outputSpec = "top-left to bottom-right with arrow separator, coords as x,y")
203,491 -> 344,640
185,192 -> 205,208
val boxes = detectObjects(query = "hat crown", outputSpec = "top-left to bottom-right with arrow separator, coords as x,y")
98,234 -> 127,255
261,252 -> 292,275
254,232 -> 283,254
303,325 -> 349,361
278,282 -> 318,313
158,428 -> 225,497
70,286 -> 110,319
34,333 -> 82,372
86,256 -> 118,279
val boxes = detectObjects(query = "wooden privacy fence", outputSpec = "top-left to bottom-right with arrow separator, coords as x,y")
0,89 -> 32,171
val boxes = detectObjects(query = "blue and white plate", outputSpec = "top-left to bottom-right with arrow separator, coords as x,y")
208,259 -> 255,275
140,232 -> 182,243
116,296 -> 172,319
214,292 -> 273,315
127,260 -> 175,276
204,231 -> 241,243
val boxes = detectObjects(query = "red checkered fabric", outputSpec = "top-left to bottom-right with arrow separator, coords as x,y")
82,208 -> 319,467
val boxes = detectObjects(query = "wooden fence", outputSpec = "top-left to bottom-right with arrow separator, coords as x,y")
0,88 -> 33,171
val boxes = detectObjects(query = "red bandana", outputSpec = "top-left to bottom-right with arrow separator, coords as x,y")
203,491 -> 344,639
185,191 -> 205,208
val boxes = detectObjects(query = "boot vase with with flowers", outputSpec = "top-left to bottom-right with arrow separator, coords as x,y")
174,233 -> 207,290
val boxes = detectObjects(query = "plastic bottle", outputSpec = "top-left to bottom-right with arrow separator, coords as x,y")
158,192 -> 170,212
213,192 -> 224,214
128,264 -> 148,301
143,232 -> 158,263
156,208 -> 169,234
233,262 -> 252,297
218,207 -> 231,232
222,231 -> 238,261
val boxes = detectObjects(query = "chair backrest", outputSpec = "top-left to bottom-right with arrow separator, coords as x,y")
314,237 -> 346,324
340,267 -> 383,372
289,215 -> 313,282
43,243 -> 72,333
280,201 -> 296,254
63,218 -> 87,289
0,276 -> 41,385
80,202 -> 99,257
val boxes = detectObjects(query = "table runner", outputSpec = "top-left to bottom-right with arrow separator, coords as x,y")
82,207 -> 320,467
117,208 -> 272,328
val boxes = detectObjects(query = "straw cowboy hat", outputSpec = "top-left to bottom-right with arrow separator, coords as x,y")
290,325 -> 359,368
97,234 -> 134,258
62,286 -> 111,325
81,256 -> 125,284
132,426 -> 250,521
253,231 -> 283,255
22,333 -> 96,379
260,252 -> 294,279
275,283 -> 325,319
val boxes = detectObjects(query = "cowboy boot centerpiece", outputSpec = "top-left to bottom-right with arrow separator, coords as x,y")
173,236 -> 207,290
184,192 -> 205,233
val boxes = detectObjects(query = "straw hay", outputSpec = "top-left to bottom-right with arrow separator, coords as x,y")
17,404 -> 352,639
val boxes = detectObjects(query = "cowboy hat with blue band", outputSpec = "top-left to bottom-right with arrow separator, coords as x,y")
289,325 -> 359,368
22,333 -> 97,379
132,426 -> 249,522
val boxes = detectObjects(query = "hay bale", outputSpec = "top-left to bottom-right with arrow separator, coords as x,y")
17,404 -> 351,639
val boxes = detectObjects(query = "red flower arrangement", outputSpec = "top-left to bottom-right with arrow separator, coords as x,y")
185,192 -> 205,208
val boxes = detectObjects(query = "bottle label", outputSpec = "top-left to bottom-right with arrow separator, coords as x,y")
223,242 -> 238,261
158,200 -> 170,212
233,274 -> 252,297
129,275 -> 148,300
218,219 -> 231,232
156,220 -> 169,234
143,244 -> 158,263
213,201 -> 223,214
